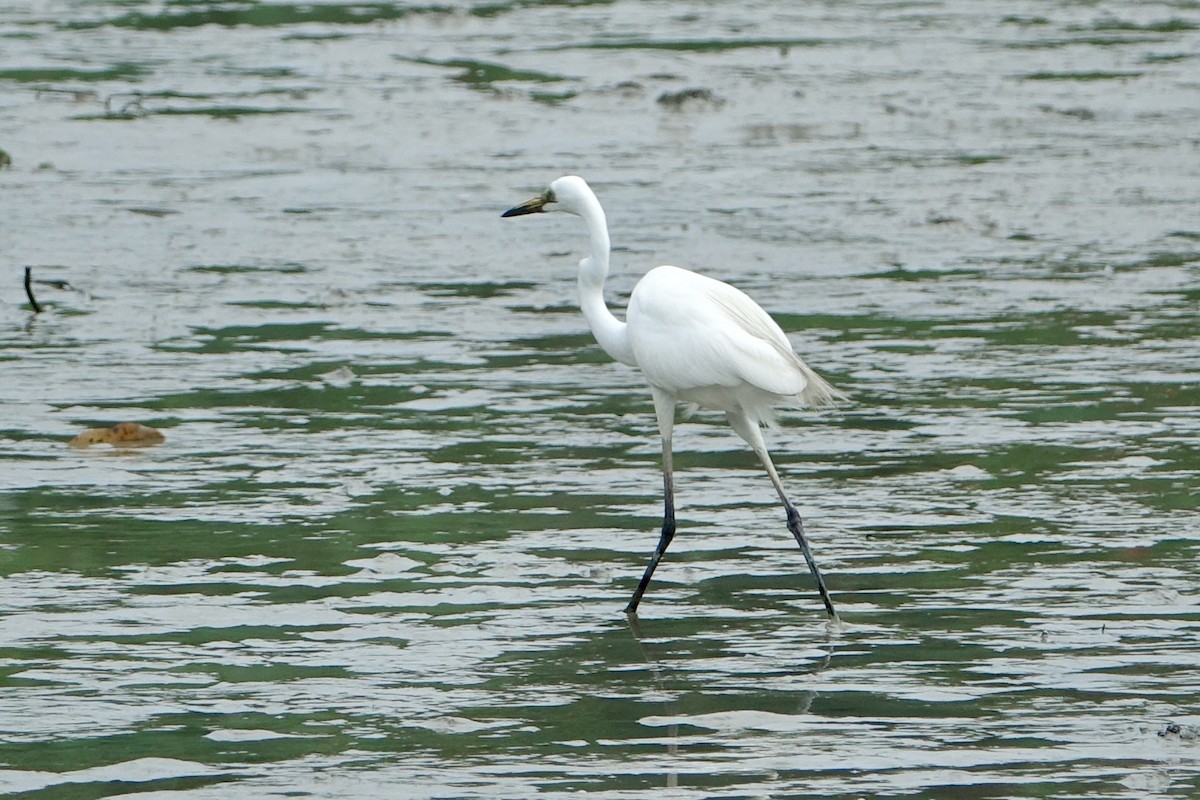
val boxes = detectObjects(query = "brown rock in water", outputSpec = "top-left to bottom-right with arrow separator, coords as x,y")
69,422 -> 165,448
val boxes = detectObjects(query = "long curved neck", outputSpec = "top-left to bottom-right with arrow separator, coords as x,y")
575,196 -> 636,367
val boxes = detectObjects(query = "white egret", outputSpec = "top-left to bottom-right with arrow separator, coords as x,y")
502,176 -> 841,617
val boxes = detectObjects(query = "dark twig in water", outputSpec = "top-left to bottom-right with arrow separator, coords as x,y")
104,92 -> 146,118
24,266 -> 42,313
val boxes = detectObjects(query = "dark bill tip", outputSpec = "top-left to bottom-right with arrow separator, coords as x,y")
501,195 -> 547,218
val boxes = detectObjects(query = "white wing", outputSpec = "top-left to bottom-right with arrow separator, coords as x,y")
626,266 -> 838,409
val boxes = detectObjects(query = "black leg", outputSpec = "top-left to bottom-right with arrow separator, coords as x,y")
626,474 -> 675,614
626,430 -> 676,614
726,411 -> 838,619
784,503 -> 837,619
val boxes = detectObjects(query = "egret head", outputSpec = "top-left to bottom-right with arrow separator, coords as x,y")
502,175 -> 594,218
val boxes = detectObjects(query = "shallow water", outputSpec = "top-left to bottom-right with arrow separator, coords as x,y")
2,1 -> 1199,797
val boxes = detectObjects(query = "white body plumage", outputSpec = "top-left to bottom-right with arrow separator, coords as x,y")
627,263 -> 839,424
